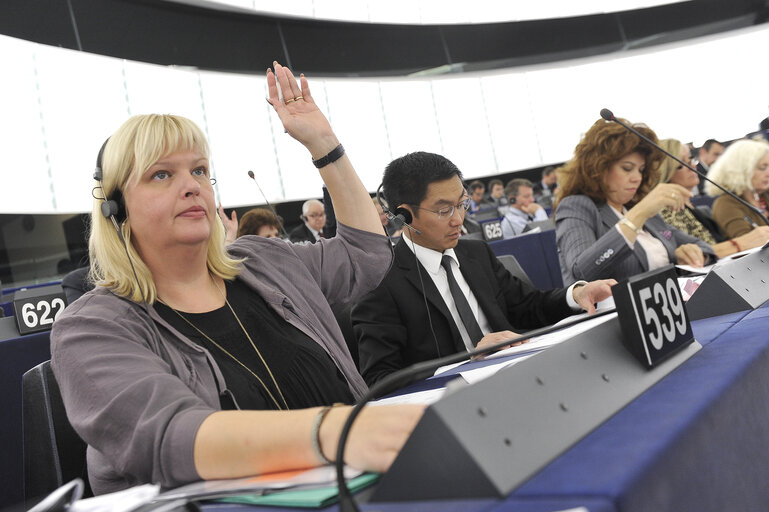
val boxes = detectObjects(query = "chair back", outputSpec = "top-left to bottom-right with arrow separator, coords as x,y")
489,230 -> 564,289
461,231 -> 485,241
22,361 -> 91,505
691,194 -> 715,209
695,204 -> 712,218
497,255 -> 535,289
522,219 -> 555,233
471,208 -> 503,222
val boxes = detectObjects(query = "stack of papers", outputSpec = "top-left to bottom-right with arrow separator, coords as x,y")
676,245 -> 762,276
67,467 -> 374,511
158,466 -> 372,506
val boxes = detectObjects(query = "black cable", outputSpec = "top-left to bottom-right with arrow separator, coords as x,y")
404,231 -> 442,359
246,171 -> 291,239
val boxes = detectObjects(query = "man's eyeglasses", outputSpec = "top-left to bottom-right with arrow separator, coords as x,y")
414,196 -> 471,220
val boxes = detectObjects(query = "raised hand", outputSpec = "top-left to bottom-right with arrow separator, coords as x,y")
266,61 -> 338,158
638,183 -> 692,216
265,61 -> 382,236
217,203 -> 238,244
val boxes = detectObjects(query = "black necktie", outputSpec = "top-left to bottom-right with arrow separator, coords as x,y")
440,255 -> 484,346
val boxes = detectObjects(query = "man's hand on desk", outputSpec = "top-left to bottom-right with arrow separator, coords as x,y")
572,279 -> 617,314
473,330 -> 526,360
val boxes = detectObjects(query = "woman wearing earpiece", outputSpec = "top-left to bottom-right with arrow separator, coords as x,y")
50,62 -> 423,495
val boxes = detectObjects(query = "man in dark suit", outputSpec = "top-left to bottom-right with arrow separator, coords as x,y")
532,166 -> 558,208
695,139 -> 724,195
482,178 -> 508,209
351,152 -> 615,385
288,198 -> 326,243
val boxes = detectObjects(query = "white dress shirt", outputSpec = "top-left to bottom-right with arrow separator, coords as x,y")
402,237 -> 584,352
306,223 -> 322,241
501,206 -> 549,239
610,206 -> 669,270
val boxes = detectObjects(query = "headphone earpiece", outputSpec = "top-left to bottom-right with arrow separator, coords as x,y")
100,188 -> 126,223
509,195 -> 516,205
393,207 -> 413,225
375,182 -> 421,235
94,137 -> 127,224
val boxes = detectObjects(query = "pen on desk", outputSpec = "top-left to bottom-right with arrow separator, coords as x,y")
744,216 -> 759,229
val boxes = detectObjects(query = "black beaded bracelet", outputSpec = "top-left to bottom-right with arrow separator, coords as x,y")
312,144 -> 345,169
311,405 -> 335,465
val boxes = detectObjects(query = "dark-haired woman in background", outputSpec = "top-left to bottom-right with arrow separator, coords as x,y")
554,118 -> 715,285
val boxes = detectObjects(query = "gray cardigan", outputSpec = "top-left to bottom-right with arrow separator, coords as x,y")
555,195 -> 715,285
50,223 -> 391,495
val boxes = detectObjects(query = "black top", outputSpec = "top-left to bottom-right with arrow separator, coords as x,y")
156,278 -> 353,410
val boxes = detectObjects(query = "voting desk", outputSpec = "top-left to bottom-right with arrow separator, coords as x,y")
202,303 -> 769,511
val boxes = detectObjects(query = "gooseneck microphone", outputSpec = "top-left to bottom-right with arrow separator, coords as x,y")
600,108 -> 769,227
334,309 -> 616,512
246,170 -> 291,239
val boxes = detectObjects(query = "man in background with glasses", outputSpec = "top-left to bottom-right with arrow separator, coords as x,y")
352,151 -> 614,385
289,198 -> 327,243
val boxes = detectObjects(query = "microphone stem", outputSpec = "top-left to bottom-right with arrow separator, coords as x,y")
247,173 -> 291,239
610,116 -> 769,227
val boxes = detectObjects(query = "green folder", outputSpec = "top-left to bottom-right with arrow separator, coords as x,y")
218,473 -> 380,508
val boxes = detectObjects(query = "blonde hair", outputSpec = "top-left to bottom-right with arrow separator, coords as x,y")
657,138 -> 684,185
89,114 -> 242,303
705,139 -> 769,196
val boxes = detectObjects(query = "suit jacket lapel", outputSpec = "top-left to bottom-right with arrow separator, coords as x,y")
598,203 -> 649,271
394,241 -> 465,350
453,243 -> 508,331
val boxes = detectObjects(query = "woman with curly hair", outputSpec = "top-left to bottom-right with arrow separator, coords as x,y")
553,118 -> 715,285
705,138 -> 769,238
